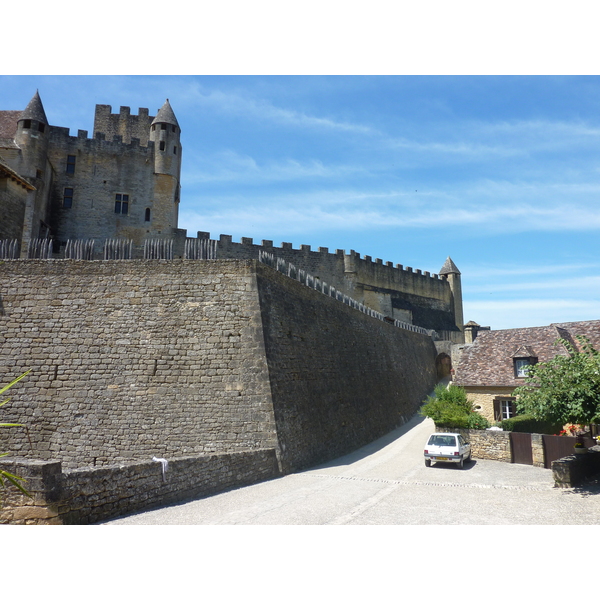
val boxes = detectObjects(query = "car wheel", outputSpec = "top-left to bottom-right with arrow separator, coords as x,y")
425,458 -> 431,467
458,457 -> 464,469
465,451 -> 472,463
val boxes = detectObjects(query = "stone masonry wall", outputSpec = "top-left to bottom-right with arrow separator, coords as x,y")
256,262 -> 439,472
0,450 -> 279,524
204,232 -> 456,331
1,257 -> 441,513
0,259 -> 277,468
438,426 -> 512,462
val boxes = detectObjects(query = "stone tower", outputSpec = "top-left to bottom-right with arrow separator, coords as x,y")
148,99 -> 182,237
439,256 -> 464,343
13,91 -> 53,249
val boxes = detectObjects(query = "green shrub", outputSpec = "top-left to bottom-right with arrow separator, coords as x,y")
421,384 -> 490,430
499,414 -> 561,434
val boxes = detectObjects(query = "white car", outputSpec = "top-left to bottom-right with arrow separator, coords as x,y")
424,432 -> 471,469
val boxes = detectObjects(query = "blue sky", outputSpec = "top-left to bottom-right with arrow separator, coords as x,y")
3,74 -> 600,332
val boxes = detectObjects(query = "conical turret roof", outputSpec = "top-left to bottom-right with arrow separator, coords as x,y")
20,90 -> 48,124
439,256 -> 461,275
151,99 -> 179,127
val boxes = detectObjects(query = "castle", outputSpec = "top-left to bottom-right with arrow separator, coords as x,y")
0,91 -> 465,344
0,92 -> 464,523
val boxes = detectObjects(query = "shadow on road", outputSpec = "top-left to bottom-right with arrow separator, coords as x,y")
427,459 -> 477,471
561,478 -> 600,497
305,413 -> 429,471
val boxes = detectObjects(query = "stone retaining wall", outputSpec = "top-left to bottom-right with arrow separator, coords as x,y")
436,426 -> 512,462
0,449 -> 279,524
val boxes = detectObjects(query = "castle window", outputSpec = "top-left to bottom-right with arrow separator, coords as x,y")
63,187 -> 74,208
173,145 -> 177,154
66,155 -> 76,174
23,120 -> 31,129
145,208 -> 151,222
159,141 -> 166,151
172,125 -> 176,132
114,193 -> 129,215
37,123 -> 45,133
161,124 -> 166,130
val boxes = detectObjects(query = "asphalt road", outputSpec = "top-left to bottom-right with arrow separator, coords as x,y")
102,414 -> 600,525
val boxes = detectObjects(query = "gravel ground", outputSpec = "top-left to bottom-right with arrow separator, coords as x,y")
101,415 -> 600,525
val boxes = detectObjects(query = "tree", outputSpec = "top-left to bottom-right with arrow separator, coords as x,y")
0,371 -> 31,497
421,384 -> 490,429
516,336 -> 600,426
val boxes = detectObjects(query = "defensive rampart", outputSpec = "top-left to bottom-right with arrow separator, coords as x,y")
0,258 -> 438,521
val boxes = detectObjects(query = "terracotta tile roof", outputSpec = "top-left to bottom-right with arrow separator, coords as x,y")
0,110 -> 20,140
454,321 -> 600,388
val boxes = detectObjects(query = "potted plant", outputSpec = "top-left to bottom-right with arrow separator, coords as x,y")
574,434 -> 588,454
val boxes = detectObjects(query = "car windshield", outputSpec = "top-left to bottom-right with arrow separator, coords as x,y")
428,435 -> 457,447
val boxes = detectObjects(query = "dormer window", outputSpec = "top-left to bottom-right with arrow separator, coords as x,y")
511,345 -> 537,378
514,357 -> 537,378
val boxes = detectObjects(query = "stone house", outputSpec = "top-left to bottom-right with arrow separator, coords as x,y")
453,320 -> 600,423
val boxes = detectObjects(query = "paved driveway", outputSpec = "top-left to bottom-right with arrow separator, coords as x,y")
102,415 -> 600,525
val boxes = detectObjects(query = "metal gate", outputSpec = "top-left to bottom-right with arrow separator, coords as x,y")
510,432 -> 533,465
542,435 -> 580,469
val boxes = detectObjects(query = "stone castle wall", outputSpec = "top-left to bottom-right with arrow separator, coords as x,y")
0,258 -> 438,479
0,259 -> 278,469
46,127 -> 180,247
204,232 -> 458,332
255,262 -> 438,472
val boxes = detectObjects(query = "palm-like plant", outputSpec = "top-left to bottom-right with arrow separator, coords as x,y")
0,371 -> 31,497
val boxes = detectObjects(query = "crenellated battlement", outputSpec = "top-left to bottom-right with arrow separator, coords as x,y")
195,230 -> 461,337
200,231 -> 442,281
48,124 -> 155,155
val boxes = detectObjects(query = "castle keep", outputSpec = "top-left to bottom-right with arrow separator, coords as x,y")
0,92 -> 463,523
0,92 -> 186,256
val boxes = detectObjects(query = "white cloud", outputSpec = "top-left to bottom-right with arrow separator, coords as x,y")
181,84 -> 376,135
183,151 -> 362,184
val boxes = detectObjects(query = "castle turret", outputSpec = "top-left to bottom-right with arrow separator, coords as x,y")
150,99 -> 181,179
14,91 -> 52,250
15,91 -> 49,179
440,256 -> 464,343
148,99 -> 181,235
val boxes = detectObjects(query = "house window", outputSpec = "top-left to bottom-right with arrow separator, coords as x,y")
494,397 -> 516,421
514,358 -> 536,378
63,187 -> 73,208
145,208 -> 151,222
114,193 -> 129,215
66,155 -> 76,174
